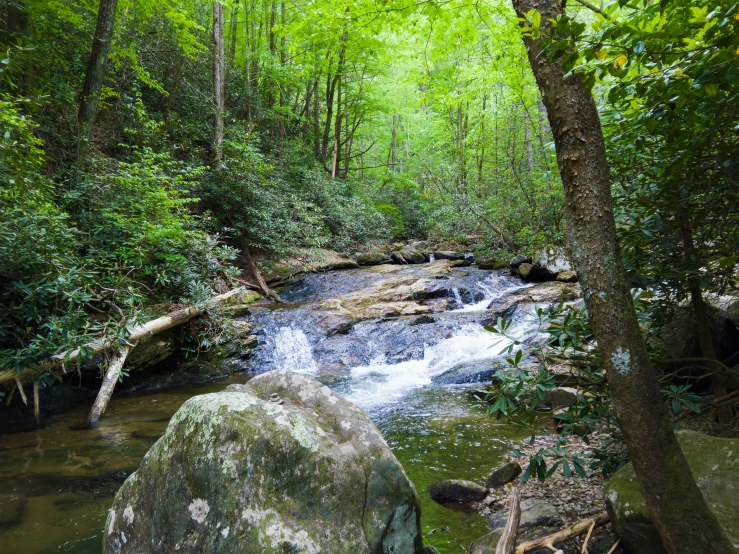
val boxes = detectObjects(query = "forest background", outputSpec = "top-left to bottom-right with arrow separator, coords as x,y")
1,0 -> 738,395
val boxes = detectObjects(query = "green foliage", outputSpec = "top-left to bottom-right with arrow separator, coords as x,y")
478,295 -> 708,481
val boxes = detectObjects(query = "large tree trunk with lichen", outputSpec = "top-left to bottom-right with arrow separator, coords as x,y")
77,0 -> 118,160
509,1 -> 734,552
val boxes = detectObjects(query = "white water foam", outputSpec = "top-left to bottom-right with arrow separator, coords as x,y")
342,318 -> 534,410
271,326 -> 318,374
450,278 -> 533,313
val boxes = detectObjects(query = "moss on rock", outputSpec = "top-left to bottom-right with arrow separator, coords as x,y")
605,430 -> 739,554
104,371 -> 425,554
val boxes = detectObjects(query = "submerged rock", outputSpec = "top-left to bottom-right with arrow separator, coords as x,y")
427,480 -> 487,503
485,462 -> 522,489
605,430 -> 739,554
104,371 -> 425,554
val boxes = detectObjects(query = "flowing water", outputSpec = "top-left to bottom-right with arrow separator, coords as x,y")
0,263 -> 545,553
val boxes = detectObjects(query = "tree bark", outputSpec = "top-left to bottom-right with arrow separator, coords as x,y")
212,1 -> 225,162
87,343 -> 134,425
77,0 -> 118,160
509,1 -> 734,552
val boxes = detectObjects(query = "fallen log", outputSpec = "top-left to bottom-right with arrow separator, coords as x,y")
514,512 -> 609,554
87,343 -> 135,425
497,487 -> 520,554
0,288 -> 247,387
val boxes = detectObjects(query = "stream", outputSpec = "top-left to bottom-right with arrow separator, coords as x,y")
0,262 -> 545,553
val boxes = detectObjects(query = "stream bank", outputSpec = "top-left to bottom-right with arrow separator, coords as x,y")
0,259 -> 581,553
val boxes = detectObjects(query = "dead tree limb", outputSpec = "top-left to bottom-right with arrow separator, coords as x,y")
87,343 -> 136,425
0,288 -> 247,387
514,512 -> 609,554
240,246 -> 283,302
497,487 -> 521,554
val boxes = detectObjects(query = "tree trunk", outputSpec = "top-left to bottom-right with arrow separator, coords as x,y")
77,0 -> 118,160
509,1 -> 734,552
87,343 -> 134,425
212,1 -> 225,162
163,54 -> 184,124
681,225 -> 731,424
390,114 -> 398,172
331,40 -> 346,178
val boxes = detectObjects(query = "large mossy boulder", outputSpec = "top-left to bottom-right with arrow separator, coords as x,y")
104,371 -> 425,554
605,430 -> 739,554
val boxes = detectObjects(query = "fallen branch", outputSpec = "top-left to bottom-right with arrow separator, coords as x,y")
0,288 -> 247,387
497,487 -> 521,554
514,512 -> 609,554
87,343 -> 135,425
241,246 -> 283,303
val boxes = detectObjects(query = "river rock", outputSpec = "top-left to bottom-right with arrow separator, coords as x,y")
400,247 -> 427,265
517,263 -> 558,282
556,271 -> 578,283
605,430 -> 739,554
509,255 -> 533,269
391,251 -> 408,264
125,335 -> 177,372
358,250 -> 390,266
433,251 -> 465,261
409,315 -> 436,326
478,258 -> 508,270
431,361 -> 501,385
451,259 -> 472,267
485,462 -> 522,489
428,480 -> 487,503
487,498 -> 563,532
104,371 -> 425,554
542,387 -> 579,409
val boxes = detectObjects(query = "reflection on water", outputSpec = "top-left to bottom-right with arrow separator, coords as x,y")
0,373 -> 528,553
0,375 -> 253,554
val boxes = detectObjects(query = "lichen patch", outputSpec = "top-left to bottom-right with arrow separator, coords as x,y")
188,499 -> 210,523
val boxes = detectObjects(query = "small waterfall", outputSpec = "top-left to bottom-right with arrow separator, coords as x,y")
451,287 -> 464,308
342,317 -> 537,409
428,253 -> 436,263
271,326 -> 318,374
450,278 -> 533,313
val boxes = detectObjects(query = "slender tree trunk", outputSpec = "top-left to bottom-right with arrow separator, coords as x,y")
478,93 -> 486,186
510,1 -> 734,552
212,1 -> 225,162
390,114 -> 398,172
163,54 -> 184,125
321,62 -> 337,163
681,225 -> 731,424
77,0 -> 118,160
331,69 -> 342,178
